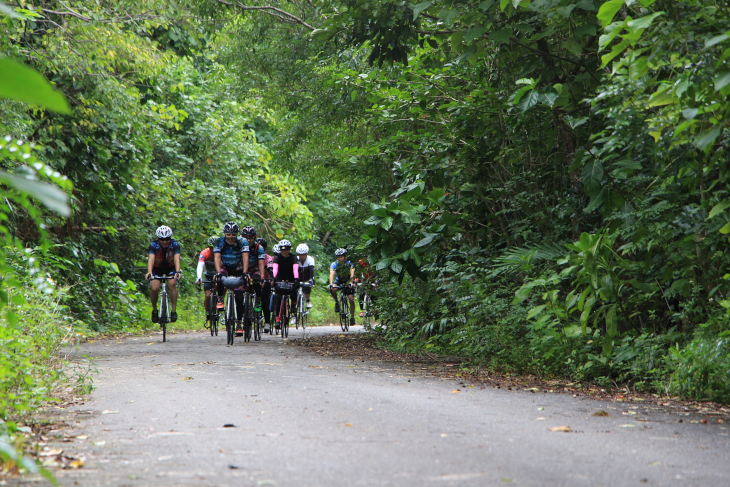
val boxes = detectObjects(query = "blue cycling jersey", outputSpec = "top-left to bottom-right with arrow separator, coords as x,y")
213,236 -> 249,271
246,242 -> 266,272
330,260 -> 353,284
148,240 -> 181,269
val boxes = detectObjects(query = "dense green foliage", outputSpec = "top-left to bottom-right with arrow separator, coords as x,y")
213,0 -> 730,401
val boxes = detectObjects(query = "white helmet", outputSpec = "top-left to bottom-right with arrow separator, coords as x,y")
156,225 -> 173,239
272,244 -> 281,255
335,248 -> 347,256
296,243 -> 309,255
278,239 -> 292,250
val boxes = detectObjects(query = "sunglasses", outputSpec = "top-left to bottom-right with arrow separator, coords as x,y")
225,233 -> 237,237
159,237 -> 171,241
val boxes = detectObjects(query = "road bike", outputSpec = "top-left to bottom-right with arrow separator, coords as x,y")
220,275 -> 245,345
151,275 -> 176,342
357,281 -> 376,327
333,284 -> 353,332
202,278 -> 219,337
275,281 -> 294,338
295,283 -> 310,331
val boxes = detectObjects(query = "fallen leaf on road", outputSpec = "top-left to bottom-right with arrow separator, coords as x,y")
68,459 -> 85,468
550,426 -> 572,432
619,424 -> 635,428
451,389 -> 462,394
308,366 -> 322,368
101,410 -> 119,415
223,424 -> 237,428
92,441 -> 105,446
39,449 -> 63,457
228,464 -> 240,469
345,423 -> 352,427
536,417 -> 546,421
593,410 -> 610,417
524,388 -> 539,392
537,407 -> 544,411
183,377 -> 193,380
75,435 -> 87,440
146,342 -> 154,346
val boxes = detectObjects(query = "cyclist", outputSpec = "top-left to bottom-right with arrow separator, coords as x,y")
272,239 -> 299,330
267,243 -> 280,331
257,237 -> 273,332
329,248 -> 356,327
214,222 -> 250,337
195,236 -> 219,315
355,257 -> 377,317
241,226 -> 266,315
296,243 -> 315,310
146,225 -> 182,323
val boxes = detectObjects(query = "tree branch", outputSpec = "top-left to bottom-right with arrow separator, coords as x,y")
214,0 -> 315,30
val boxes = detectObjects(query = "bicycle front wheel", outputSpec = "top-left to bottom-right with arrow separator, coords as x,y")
339,294 -> 347,332
282,296 -> 289,338
160,293 -> 169,342
363,294 -> 372,327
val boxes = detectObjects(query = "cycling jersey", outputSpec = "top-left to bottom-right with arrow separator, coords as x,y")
199,248 -> 216,274
213,236 -> 249,272
273,254 -> 300,282
148,239 -> 181,270
331,260 -> 353,284
246,242 -> 266,272
298,255 -> 315,282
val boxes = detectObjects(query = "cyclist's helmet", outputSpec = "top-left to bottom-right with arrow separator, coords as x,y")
296,243 -> 309,255
335,248 -> 347,256
241,226 -> 256,237
156,225 -> 173,239
207,236 -> 218,248
223,222 -> 239,234
278,239 -> 292,250
256,237 -> 267,251
272,244 -> 281,255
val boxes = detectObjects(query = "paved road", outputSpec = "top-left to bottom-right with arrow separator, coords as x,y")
34,326 -> 730,486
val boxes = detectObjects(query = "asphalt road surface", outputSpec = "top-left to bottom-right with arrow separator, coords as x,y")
32,326 -> 730,486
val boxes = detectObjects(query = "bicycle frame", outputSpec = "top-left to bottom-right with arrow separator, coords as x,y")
151,275 -> 176,342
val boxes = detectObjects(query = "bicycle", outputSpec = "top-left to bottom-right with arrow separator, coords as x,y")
333,284 -> 353,332
202,278 -> 219,337
150,275 -> 176,342
241,278 -> 255,343
358,281 -> 375,327
296,283 -> 310,331
275,281 -> 294,338
220,275 -> 245,345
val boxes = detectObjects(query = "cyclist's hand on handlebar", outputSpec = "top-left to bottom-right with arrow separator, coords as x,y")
195,278 -> 201,289
174,271 -> 182,280
146,273 -> 153,281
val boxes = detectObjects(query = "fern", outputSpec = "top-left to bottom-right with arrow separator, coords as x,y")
491,242 -> 567,276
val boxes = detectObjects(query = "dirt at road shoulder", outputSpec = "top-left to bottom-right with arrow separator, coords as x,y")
293,332 -> 730,421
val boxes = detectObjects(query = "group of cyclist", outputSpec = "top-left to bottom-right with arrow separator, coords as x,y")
146,223 -> 372,335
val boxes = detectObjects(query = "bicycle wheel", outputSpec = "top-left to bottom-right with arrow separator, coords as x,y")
282,296 -> 289,338
160,292 -> 169,342
226,294 -> 235,345
363,293 -> 372,327
243,293 -> 252,343
208,294 -> 216,336
253,297 -> 262,341
343,294 -> 350,332
339,293 -> 347,332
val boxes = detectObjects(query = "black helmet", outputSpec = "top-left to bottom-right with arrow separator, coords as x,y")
255,237 -> 267,251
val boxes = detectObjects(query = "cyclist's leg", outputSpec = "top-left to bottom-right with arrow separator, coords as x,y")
168,277 -> 178,312
302,282 -> 312,308
346,286 -> 356,323
272,291 -> 282,326
149,278 -> 161,311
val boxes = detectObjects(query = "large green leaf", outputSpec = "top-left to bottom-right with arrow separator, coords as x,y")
0,59 -> 70,113
581,160 -> 604,196
518,89 -> 540,112
0,171 -> 71,217
597,0 -> 624,28
412,1 -> 432,20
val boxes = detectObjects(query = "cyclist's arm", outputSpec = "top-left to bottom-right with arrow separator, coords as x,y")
329,267 -> 335,286
147,253 -> 155,276
349,266 -> 355,282
214,253 -> 222,273
293,264 -> 299,280
258,258 -> 265,276
174,254 -> 181,274
196,260 -> 204,281
242,251 -> 249,273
